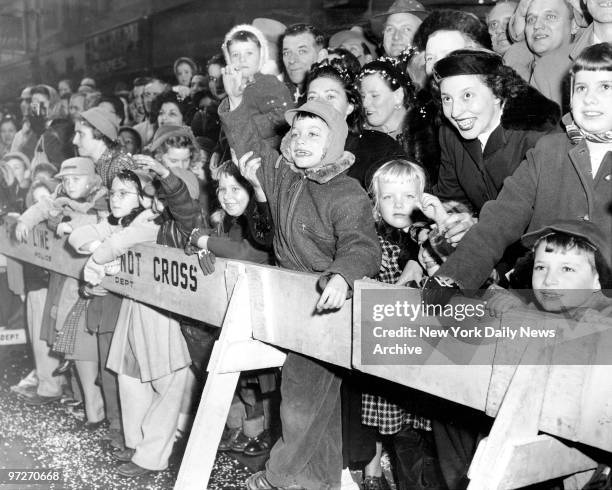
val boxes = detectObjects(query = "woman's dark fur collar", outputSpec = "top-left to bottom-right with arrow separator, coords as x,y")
501,85 -> 561,132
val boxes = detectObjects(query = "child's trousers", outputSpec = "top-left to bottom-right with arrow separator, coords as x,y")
266,352 -> 342,490
26,289 -> 62,397
119,366 -> 190,471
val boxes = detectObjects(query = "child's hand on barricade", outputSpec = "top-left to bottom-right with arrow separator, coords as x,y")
55,222 -> 73,237
316,274 -> 349,312
222,64 -> 245,109
396,260 -> 423,287
197,248 -> 216,275
483,284 -> 525,318
133,154 -> 170,178
14,222 -> 28,241
83,256 -> 106,286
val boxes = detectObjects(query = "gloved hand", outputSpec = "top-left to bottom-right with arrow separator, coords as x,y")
197,248 -> 216,275
83,257 -> 106,286
422,275 -> 461,307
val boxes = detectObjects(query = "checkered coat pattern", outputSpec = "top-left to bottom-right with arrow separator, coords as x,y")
361,233 -> 431,434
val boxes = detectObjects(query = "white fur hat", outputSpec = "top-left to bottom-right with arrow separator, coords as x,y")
222,23 -> 277,75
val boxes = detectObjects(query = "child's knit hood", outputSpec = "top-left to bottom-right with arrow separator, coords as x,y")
279,100 -> 355,182
222,23 -> 275,75
284,100 -> 349,164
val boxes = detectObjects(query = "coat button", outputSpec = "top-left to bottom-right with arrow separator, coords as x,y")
605,174 -> 611,181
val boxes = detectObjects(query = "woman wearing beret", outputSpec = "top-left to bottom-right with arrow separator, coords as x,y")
432,49 -> 560,247
428,49 -> 560,490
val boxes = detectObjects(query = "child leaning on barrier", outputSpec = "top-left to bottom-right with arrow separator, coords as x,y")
70,164 -> 199,478
14,157 -> 106,241
186,159 -> 275,457
14,158 -> 107,423
361,159 -> 447,488
485,219 -> 612,319
220,59 -> 380,488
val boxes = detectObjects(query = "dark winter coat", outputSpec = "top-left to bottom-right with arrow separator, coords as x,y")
219,101 -> 381,287
155,171 -> 202,248
207,205 -> 272,264
346,130 -> 406,191
220,72 -> 294,150
434,87 -> 561,212
437,131 -> 612,290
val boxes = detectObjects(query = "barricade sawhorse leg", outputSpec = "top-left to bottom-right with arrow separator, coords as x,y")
467,351 -> 596,490
174,262 -> 287,490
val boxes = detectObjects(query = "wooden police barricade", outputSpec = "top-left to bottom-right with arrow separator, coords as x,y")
353,282 -> 612,489
0,219 -> 287,490
2,218 -> 612,489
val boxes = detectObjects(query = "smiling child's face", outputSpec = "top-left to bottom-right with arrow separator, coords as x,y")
532,240 -> 601,312
572,70 -> 612,134
288,116 -> 330,169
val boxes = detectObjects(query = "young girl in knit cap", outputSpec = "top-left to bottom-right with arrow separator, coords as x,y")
221,23 -> 295,149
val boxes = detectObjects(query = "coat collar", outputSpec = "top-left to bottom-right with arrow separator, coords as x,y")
569,24 -> 594,61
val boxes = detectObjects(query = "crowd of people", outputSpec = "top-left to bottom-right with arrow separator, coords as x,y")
0,0 -> 611,488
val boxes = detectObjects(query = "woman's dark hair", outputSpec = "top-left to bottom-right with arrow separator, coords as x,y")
571,42 -> 612,76
358,57 -> 415,109
412,9 -> 492,52
306,58 -> 363,133
98,95 -> 125,125
150,90 -> 194,126
326,48 -> 361,76
108,169 -> 144,227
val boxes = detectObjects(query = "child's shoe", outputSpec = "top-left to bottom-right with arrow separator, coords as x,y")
218,426 -> 242,452
52,358 -> 73,377
243,429 -> 272,457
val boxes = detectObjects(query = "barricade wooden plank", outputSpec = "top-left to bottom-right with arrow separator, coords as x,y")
474,435 -> 596,490
353,281 -> 493,411
246,264 -> 352,368
3,219 -> 612,487
0,219 -> 229,325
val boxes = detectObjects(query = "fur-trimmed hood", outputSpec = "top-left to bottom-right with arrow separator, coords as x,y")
278,131 -> 356,184
501,85 -> 561,132
222,24 -> 277,76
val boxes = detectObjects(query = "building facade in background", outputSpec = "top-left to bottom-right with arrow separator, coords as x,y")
0,0 -> 490,107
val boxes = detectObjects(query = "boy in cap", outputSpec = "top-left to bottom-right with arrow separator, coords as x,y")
487,219 -> 612,317
73,106 -> 137,188
221,66 -> 380,488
